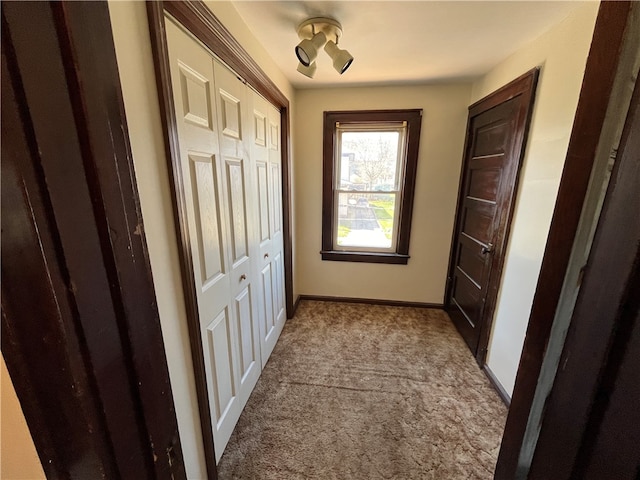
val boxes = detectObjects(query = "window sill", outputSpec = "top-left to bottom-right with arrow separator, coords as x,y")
320,250 -> 410,265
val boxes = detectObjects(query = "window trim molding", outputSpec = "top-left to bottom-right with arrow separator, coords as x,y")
321,109 -> 422,264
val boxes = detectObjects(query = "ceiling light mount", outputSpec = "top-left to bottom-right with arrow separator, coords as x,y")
296,17 -> 343,44
294,17 -> 353,78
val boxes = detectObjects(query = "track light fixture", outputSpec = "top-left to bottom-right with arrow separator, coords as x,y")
295,17 -> 354,77
324,40 -> 354,74
297,61 -> 317,78
295,31 -> 326,67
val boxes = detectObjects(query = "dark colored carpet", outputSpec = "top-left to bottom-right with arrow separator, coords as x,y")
217,300 -> 507,479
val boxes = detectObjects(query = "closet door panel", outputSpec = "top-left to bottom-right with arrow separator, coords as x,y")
189,153 -> 224,285
225,157 -> 249,264
167,19 -> 287,464
234,286 -> 257,385
256,161 -> 270,248
249,91 -> 286,364
166,20 -> 241,462
213,59 -> 261,429
206,309 -> 237,427
268,104 -> 287,334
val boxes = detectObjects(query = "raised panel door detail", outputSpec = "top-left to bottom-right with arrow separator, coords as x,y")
261,263 -> 275,336
270,163 -> 281,235
472,119 -> 509,157
461,203 -> 495,245
234,287 -> 256,382
274,252 -> 284,320
226,158 -> 248,264
269,121 -> 279,150
452,271 -> 481,326
206,309 -> 236,427
178,61 -> 211,129
219,90 -> 241,139
457,242 -> 484,286
468,165 -> 501,202
256,162 -> 270,243
189,153 -> 225,285
254,111 -> 266,147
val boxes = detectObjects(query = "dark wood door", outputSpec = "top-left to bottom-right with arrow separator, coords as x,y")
446,69 -> 538,364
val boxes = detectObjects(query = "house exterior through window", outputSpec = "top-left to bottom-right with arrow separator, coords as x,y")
321,110 -> 423,264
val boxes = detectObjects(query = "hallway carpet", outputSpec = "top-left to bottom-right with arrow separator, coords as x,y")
217,300 -> 507,479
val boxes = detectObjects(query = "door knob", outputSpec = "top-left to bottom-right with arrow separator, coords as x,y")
481,243 -> 494,255
264,253 -> 269,259
240,274 -> 247,281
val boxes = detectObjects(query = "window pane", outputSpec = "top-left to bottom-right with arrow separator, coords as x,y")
338,131 -> 400,192
336,192 -> 396,249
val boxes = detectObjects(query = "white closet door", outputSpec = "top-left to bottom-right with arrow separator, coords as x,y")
211,59 -> 261,412
249,91 -> 286,364
166,19 -> 260,463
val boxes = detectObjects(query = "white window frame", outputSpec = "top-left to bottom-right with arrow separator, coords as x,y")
333,123 -> 407,253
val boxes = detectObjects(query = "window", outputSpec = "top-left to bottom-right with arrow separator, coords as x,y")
321,110 -> 422,264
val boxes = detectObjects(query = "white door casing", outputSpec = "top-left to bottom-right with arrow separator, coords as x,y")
166,18 -> 270,462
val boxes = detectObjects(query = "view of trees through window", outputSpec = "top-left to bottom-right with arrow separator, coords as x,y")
336,129 -> 404,250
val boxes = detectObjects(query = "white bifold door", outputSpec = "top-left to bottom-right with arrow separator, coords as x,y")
165,18 -> 286,462
248,92 -> 287,365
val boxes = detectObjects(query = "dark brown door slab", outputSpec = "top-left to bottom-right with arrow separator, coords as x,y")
446,69 -> 538,364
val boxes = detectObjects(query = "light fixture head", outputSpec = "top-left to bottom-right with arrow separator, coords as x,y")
296,61 -> 317,79
295,31 -> 326,67
324,41 -> 354,74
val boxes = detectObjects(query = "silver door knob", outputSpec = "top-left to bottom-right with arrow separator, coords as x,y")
481,243 -> 494,255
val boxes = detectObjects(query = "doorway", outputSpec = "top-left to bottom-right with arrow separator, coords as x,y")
446,69 -> 538,365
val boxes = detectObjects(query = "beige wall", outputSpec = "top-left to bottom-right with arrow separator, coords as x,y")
108,2 -> 294,477
294,84 -> 471,302
1,356 -> 45,480
473,2 -> 599,396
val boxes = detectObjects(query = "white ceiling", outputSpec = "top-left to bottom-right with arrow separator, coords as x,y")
231,1 -> 587,88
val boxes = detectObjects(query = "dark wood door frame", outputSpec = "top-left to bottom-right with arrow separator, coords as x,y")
147,2 -> 294,478
1,2 -> 185,478
445,68 -> 539,366
494,2 -> 636,478
528,69 -> 640,480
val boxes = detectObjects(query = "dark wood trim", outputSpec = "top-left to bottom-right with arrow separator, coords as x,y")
483,366 -> 511,407
445,68 -> 539,366
292,295 -> 303,317
281,105 -> 295,318
322,109 -> 423,263
528,62 -> 640,480
2,15 -> 116,477
468,68 -> 540,114
147,2 -> 295,478
298,295 -> 444,310
320,251 -> 410,264
495,3 -> 635,478
2,1 -> 184,478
